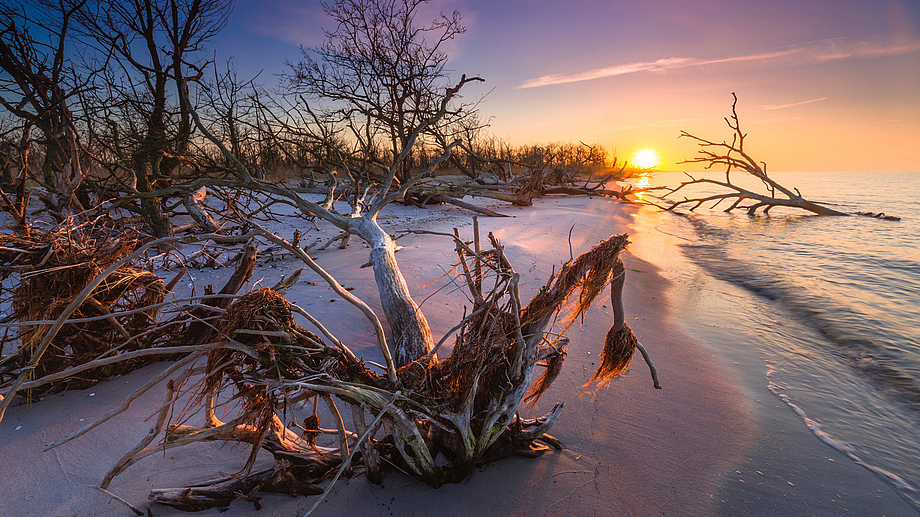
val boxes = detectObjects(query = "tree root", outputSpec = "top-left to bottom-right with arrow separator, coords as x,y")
148,463 -> 324,512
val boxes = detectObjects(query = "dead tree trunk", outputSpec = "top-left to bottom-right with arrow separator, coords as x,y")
354,217 -> 435,367
180,71 -> 485,370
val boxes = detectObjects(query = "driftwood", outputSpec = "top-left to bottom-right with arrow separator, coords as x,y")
182,186 -> 220,233
415,193 -> 509,218
0,222 -> 168,398
59,225 -> 660,513
290,167 -> 643,219
0,230 -> 260,423
0,204 -> 658,514
664,93 -> 848,216
857,211 -> 901,221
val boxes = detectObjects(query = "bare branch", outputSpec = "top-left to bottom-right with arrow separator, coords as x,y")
670,93 -> 848,216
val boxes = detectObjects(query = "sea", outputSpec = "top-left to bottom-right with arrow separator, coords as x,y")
628,170 -> 920,509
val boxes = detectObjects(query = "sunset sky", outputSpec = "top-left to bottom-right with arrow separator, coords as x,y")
217,0 -> 920,172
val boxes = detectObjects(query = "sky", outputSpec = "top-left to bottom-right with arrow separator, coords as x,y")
214,0 -> 920,172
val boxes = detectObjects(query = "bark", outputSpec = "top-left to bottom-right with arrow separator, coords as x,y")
182,186 -> 220,232
132,158 -> 174,239
354,218 -> 434,367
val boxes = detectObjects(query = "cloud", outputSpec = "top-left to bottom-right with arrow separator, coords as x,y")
762,97 -> 827,110
751,116 -> 807,125
516,38 -> 920,89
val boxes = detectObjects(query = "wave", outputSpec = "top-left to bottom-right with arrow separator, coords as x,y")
767,375 -> 920,510
677,215 -> 920,407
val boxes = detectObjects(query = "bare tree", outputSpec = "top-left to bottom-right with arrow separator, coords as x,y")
185,72 -> 479,368
181,0 -> 480,366
72,0 -> 232,237
0,1 -> 88,214
285,0 -> 482,184
666,93 -> 848,216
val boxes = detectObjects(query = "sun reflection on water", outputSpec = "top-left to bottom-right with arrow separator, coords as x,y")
636,172 -> 651,200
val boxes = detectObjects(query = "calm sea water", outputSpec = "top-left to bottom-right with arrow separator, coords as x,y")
632,170 -> 920,508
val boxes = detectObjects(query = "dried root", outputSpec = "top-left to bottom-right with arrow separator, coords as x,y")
0,220 -> 170,395
587,324 -> 639,389
525,337 -> 568,408
27,225 -> 655,513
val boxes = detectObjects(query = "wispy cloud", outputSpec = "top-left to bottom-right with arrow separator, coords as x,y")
516,38 -> 920,89
751,116 -> 807,125
762,97 -> 827,110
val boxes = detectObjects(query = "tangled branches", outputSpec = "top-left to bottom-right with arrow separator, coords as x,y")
32,227 -> 658,513
0,219 -> 169,395
0,200 -> 658,514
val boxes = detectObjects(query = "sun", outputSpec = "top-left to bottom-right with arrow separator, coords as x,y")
630,148 -> 661,170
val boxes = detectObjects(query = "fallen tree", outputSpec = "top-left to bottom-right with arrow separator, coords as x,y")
664,93 -> 848,216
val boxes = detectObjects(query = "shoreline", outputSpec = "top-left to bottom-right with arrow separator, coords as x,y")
1,194 -> 912,515
626,201 -> 919,516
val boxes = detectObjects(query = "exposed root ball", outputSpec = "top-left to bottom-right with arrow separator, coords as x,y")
396,358 -> 429,390
585,324 -> 638,389
2,223 -> 168,394
222,287 -> 295,338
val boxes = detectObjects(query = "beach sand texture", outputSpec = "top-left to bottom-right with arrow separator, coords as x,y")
1,195 -> 915,516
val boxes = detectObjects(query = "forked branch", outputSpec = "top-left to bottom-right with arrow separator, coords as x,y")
667,93 -> 847,216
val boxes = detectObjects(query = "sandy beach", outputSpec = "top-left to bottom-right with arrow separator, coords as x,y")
1,194 -> 916,516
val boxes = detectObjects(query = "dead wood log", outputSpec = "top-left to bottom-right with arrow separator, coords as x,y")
540,185 -> 666,201
424,194 -> 509,217
857,211 -> 901,221
148,464 -> 324,512
182,187 -> 220,233
0,231 -> 259,423
181,244 -> 257,345
422,186 -> 534,206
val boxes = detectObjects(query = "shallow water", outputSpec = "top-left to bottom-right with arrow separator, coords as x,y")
630,170 -> 920,509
